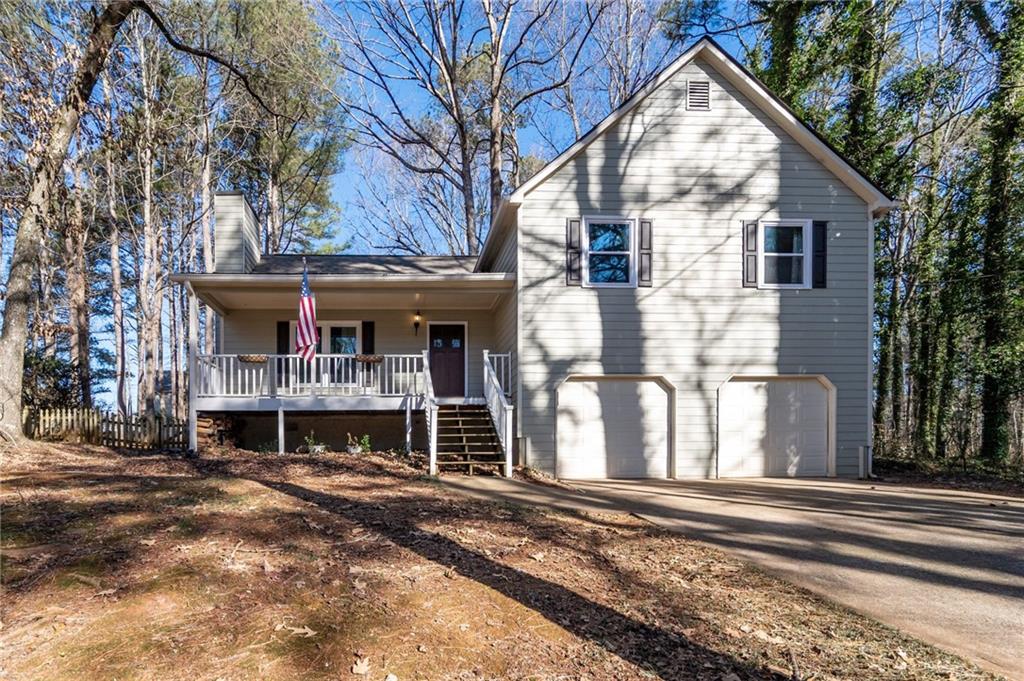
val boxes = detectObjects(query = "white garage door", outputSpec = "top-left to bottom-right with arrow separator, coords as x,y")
718,378 -> 829,477
556,378 -> 669,479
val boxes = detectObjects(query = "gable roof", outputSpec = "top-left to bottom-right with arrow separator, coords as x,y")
478,36 -> 897,270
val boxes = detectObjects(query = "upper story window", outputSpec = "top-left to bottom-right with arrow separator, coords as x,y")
583,217 -> 636,287
758,220 -> 812,289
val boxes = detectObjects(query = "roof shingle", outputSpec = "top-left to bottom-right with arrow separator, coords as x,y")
251,254 -> 477,276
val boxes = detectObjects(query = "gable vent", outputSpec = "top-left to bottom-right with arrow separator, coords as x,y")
687,80 -> 711,111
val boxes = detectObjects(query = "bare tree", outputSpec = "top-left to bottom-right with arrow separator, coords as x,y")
0,0 -> 135,438
350,146 -> 475,255
0,0 -> 282,439
478,0 -> 606,217
324,0 -> 485,254
535,0 -> 675,155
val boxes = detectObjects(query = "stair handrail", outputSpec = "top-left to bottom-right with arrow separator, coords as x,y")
483,350 -> 514,477
421,350 -> 438,475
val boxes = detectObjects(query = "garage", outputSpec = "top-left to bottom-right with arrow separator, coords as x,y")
556,377 -> 671,479
718,377 -> 831,477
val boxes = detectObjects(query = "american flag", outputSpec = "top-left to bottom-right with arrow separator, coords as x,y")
295,259 -> 318,362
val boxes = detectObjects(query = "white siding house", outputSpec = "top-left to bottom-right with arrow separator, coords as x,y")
175,37 -> 894,480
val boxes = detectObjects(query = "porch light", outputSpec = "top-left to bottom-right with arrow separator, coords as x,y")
413,310 -> 422,335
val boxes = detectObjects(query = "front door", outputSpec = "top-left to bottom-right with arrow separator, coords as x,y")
429,324 -> 465,397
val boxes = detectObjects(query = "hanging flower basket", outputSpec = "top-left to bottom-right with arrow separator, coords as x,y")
237,354 -> 269,364
354,354 -> 384,364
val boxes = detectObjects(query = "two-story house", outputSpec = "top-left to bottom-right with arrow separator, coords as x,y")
173,37 -> 895,479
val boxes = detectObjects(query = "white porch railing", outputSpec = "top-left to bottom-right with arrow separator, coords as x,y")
488,352 -> 513,396
422,350 -> 439,475
483,350 -> 514,477
196,353 -> 423,398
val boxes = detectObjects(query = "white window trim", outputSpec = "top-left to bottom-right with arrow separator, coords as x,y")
582,216 -> 637,288
757,219 -> 812,290
290,319 -> 361,355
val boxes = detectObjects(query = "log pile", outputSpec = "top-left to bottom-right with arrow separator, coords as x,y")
196,415 -> 237,446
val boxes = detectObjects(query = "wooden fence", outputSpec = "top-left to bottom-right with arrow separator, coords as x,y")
23,408 -> 188,451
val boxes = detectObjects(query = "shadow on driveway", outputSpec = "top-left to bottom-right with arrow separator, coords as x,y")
443,476 -> 1024,680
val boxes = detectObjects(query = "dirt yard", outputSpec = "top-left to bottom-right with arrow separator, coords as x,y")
0,443 -> 1004,681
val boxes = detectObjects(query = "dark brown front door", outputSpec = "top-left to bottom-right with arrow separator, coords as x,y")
429,324 -> 465,397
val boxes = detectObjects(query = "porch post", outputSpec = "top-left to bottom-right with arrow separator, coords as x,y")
187,284 -> 198,453
277,407 -> 285,455
405,397 -> 412,453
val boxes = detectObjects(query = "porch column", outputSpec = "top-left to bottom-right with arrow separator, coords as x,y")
187,284 -> 199,453
405,397 -> 412,453
278,407 -> 285,455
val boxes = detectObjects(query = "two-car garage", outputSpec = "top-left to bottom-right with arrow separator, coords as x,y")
554,375 -> 832,479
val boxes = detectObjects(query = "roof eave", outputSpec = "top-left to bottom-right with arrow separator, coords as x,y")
475,198 -> 520,272
171,272 -> 516,287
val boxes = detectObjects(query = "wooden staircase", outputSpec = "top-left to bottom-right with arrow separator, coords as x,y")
435,404 -> 505,474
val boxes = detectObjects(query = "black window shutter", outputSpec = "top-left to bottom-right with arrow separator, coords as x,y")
361,321 -> 375,354
812,220 -> 827,288
566,218 -> 582,285
638,219 -> 653,287
742,220 -> 758,287
276,321 -> 290,354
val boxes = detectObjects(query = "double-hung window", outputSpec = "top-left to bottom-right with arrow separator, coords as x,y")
583,217 -> 636,287
758,220 -> 812,289
289,320 -> 360,354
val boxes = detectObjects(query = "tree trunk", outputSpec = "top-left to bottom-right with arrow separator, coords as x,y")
488,88 -> 503,230
0,0 -> 135,439
136,22 -> 158,413
267,171 -> 280,253
934,314 -> 956,460
874,258 -> 904,450
972,1 -> 1023,463
200,109 -> 215,352
66,161 -> 91,407
842,0 -> 880,172
484,1 -> 506,245
761,1 -> 808,102
458,137 -> 478,255
103,74 -> 129,416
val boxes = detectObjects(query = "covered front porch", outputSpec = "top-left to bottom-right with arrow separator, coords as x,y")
176,265 -> 516,475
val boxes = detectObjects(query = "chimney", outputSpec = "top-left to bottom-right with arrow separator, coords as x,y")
213,192 -> 261,273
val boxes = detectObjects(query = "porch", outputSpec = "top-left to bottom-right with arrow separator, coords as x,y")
193,350 -> 512,408
190,348 -> 513,477
177,258 -> 517,475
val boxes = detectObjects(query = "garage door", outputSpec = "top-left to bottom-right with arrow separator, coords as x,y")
556,378 -> 670,479
718,378 -> 829,477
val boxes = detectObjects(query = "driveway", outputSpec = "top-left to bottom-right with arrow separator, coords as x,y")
443,476 -> 1024,679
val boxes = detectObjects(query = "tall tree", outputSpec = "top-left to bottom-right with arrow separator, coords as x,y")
0,0 -> 135,439
961,0 -> 1024,463
0,0 -> 283,437
327,0 -> 486,254
477,0 -> 606,218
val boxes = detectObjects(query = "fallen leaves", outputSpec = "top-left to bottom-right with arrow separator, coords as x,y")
350,656 -> 370,675
274,622 -> 317,638
68,573 -> 101,588
1,444 -> 1001,681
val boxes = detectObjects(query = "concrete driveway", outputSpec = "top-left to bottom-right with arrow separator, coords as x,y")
442,476 -> 1024,679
